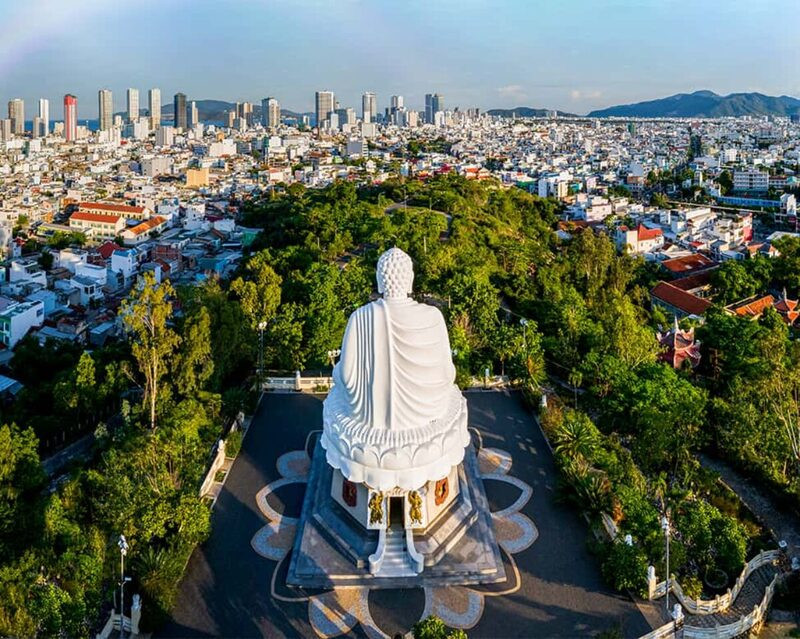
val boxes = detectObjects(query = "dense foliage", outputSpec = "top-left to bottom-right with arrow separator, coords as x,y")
0,272 -> 251,635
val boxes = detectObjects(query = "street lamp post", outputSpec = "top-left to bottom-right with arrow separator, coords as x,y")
257,321 -> 267,386
661,514 -> 670,617
520,318 -> 529,351
327,349 -> 341,370
117,535 -> 129,638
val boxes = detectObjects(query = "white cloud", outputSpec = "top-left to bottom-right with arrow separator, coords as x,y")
497,84 -> 526,99
570,89 -> 603,100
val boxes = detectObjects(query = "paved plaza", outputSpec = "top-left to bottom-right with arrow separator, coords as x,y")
160,391 -> 652,638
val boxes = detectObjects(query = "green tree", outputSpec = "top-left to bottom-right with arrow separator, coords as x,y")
413,615 -> 468,639
0,424 -> 45,559
711,260 -> 758,305
176,307 -> 214,396
230,250 -> 282,330
650,192 -> 669,208
601,540 -> 649,595
553,410 -> 599,468
717,170 -> 733,195
121,272 -> 181,429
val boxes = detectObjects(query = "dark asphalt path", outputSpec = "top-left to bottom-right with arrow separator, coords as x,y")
161,391 -> 651,638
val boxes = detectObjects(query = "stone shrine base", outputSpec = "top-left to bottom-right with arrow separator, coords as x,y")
286,441 -> 505,589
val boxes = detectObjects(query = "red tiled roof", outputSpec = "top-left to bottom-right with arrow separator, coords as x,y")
661,253 -> 716,274
637,224 -> 662,241
97,241 -> 122,259
671,271 -> 713,291
651,281 -> 712,316
125,216 -> 166,236
80,202 -> 146,215
70,211 -> 123,224
774,297 -> 798,314
732,295 -> 774,318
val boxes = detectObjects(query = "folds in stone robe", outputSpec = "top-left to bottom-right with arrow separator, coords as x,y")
333,298 -> 456,431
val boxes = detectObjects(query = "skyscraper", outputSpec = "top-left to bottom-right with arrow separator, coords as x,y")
425,93 -> 443,124
98,89 -> 113,131
262,97 -> 280,129
127,88 -> 139,122
148,88 -> 161,128
173,93 -> 187,130
240,102 -> 253,126
64,94 -> 77,141
391,95 -> 404,111
38,98 -> 49,137
187,101 -> 199,128
362,92 -> 377,123
7,99 -> 24,135
315,91 -> 334,129
0,120 -> 11,141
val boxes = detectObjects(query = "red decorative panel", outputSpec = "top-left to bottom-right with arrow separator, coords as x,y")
342,479 -> 357,508
434,478 -> 449,506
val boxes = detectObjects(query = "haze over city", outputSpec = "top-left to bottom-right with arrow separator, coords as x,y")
1,0 -> 798,118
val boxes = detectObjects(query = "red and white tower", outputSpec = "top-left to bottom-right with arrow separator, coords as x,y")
63,94 -> 77,141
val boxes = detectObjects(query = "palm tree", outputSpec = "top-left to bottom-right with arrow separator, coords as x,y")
553,412 -> 599,468
567,369 -> 583,408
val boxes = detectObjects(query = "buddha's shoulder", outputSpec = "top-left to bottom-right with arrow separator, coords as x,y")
408,300 -> 446,321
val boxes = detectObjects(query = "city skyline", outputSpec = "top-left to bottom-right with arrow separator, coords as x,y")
0,0 -> 797,119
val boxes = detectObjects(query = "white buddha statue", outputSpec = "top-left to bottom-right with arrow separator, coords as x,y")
321,248 -> 470,491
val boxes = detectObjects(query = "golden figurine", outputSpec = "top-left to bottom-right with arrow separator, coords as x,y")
408,491 -> 422,525
368,492 -> 384,525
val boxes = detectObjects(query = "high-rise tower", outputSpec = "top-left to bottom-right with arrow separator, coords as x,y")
7,99 -> 24,135
98,89 -> 113,131
64,94 -> 77,141
187,101 -> 199,128
362,92 -> 377,123
127,88 -> 139,122
315,90 -> 334,129
261,97 -> 280,129
425,93 -> 444,124
173,93 -> 187,130
148,88 -> 161,128
38,98 -> 49,137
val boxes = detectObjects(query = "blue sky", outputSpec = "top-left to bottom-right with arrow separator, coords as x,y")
0,0 -> 797,118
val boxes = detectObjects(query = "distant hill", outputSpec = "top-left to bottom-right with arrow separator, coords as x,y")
587,90 -> 800,118
487,106 -> 577,118
157,99 -> 312,122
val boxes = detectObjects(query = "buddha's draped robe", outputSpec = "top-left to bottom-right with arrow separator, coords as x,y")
334,297 -> 455,431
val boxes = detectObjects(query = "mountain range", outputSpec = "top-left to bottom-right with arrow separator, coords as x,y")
586,90 -> 800,118
490,91 -> 800,119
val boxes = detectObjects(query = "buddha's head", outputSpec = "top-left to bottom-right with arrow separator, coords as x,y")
376,248 -> 414,299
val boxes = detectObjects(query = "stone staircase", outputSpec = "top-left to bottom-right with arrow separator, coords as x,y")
374,528 -> 416,578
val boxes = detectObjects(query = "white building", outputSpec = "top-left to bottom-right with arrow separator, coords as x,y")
0,300 -> 44,348
141,156 -> 172,177
56,248 -> 88,273
9,258 -> 47,286
733,169 -> 769,193
38,98 -> 49,137
148,88 -> 161,129
127,88 -> 139,122
110,248 -> 138,280
362,92 -> 377,123
155,126 -> 174,147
